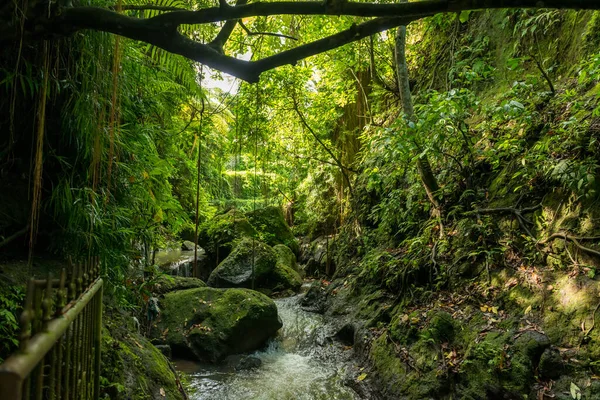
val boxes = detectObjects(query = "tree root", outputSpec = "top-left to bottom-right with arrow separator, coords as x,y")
537,232 -> 600,259
467,203 -> 541,238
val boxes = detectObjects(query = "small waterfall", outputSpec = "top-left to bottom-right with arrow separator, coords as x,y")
177,295 -> 358,400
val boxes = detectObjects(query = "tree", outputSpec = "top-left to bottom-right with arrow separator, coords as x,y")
394,0 -> 443,235
1,1 -> 599,83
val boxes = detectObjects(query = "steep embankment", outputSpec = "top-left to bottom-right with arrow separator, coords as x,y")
300,9 -> 600,400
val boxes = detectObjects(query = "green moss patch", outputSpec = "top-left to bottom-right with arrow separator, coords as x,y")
152,287 -> 282,362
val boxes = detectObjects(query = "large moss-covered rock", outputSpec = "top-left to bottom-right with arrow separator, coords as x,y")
245,206 -> 299,254
152,276 -> 206,295
273,244 -> 298,272
152,287 -> 282,362
197,209 -> 258,269
207,239 -> 301,292
207,238 -> 277,289
101,312 -> 184,400
273,244 -> 302,291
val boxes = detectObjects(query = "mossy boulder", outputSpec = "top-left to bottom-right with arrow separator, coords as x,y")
245,206 -> 299,254
207,238 -> 301,292
273,244 -> 302,291
207,238 -> 276,288
273,244 -> 298,272
152,276 -> 206,295
101,312 -> 184,400
197,209 -> 258,268
151,287 -> 282,362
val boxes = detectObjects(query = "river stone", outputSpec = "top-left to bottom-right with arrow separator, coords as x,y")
207,238 -> 300,292
235,355 -> 262,370
152,287 -> 282,362
301,281 -> 328,314
182,240 -> 201,251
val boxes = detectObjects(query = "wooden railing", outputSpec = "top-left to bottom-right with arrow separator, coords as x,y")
0,259 -> 103,399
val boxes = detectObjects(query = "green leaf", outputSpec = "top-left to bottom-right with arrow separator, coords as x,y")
459,10 -> 472,24
570,382 -> 581,399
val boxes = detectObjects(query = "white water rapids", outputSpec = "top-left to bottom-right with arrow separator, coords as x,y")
175,294 -> 359,400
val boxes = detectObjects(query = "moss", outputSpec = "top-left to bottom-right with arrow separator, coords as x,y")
152,287 -> 282,362
273,244 -> 298,272
207,238 -> 277,289
152,276 -> 206,295
272,262 -> 302,291
197,209 -> 258,263
369,333 -> 445,399
272,244 -> 302,291
427,311 -> 456,343
101,311 -> 183,400
245,206 -> 299,254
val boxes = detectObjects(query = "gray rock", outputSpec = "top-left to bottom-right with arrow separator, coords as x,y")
300,281 -> 327,314
538,347 -> 563,380
155,344 -> 172,359
182,240 -> 200,251
235,355 -> 262,370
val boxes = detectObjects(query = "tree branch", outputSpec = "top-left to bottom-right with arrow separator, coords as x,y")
3,0 -> 599,82
291,94 -> 354,195
208,0 -> 249,53
239,20 -> 298,41
120,5 -> 186,12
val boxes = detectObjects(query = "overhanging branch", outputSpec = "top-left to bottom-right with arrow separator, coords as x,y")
5,0 -> 600,82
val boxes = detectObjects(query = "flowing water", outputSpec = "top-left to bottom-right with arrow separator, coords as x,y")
175,294 -> 359,400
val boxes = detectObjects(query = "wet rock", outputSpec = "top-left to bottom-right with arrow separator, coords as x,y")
538,347 -> 563,380
235,355 -> 262,371
155,344 -> 172,359
207,238 -> 301,292
300,281 -> 327,314
151,287 -> 282,362
334,323 -> 356,346
182,240 -> 201,251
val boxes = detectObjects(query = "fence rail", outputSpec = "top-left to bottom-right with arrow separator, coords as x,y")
0,259 -> 103,399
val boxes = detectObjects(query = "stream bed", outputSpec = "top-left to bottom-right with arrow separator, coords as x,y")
174,294 -> 360,400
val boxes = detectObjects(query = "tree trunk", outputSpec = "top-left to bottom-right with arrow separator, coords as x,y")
394,7 -> 443,236
394,10 -> 440,209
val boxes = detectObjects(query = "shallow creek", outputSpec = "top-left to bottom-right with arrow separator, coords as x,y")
174,293 -> 360,400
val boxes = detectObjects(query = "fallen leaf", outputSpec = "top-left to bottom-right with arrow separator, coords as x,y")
524,305 -> 532,315
357,373 -> 367,382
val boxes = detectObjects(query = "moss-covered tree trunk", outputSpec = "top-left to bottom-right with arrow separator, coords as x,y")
394,5 -> 442,220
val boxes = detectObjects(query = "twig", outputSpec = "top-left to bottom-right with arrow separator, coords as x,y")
167,361 -> 189,400
239,20 -> 298,41
0,224 -> 29,248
